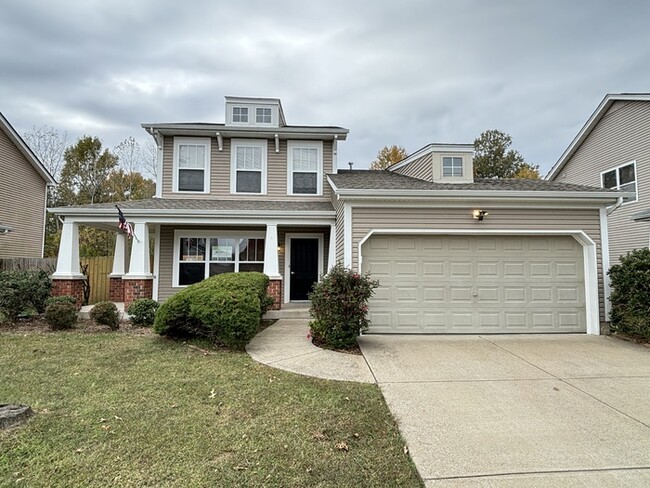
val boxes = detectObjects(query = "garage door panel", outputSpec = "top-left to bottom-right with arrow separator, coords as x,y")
362,235 -> 586,334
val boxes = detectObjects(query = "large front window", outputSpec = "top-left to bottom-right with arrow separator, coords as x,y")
288,141 -> 322,195
601,162 -> 637,203
231,140 -> 267,194
177,234 -> 265,286
174,137 -> 210,193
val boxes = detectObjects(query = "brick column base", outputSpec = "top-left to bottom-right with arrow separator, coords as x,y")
267,279 -> 282,310
123,278 -> 153,308
51,278 -> 86,309
109,276 -> 125,302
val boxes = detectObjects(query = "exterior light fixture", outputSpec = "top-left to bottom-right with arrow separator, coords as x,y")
473,209 -> 488,221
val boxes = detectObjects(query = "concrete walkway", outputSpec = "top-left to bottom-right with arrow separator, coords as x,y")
246,319 -> 375,383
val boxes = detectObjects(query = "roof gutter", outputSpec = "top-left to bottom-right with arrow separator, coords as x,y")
46,206 -> 336,219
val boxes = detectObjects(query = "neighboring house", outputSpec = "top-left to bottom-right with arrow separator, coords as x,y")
546,93 -> 650,264
0,112 -> 56,258
49,97 -> 620,335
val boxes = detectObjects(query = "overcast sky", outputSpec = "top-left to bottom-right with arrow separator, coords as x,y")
1,0 -> 649,175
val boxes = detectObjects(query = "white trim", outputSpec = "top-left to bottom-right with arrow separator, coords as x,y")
388,143 -> 474,172
263,223 -> 281,279
358,229 -> 601,335
152,224 -> 161,301
599,160 -> 638,205
599,207 -> 612,321
230,139 -> 268,195
172,229 -> 266,288
343,203 -> 352,267
283,232 -> 324,303
287,140 -> 323,196
327,223 -> 336,272
332,136 -> 338,174
547,93 -> 650,180
172,136 -> 211,194
154,131 -> 164,198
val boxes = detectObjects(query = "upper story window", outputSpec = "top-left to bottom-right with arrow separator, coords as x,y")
442,157 -> 463,177
256,107 -> 272,124
232,107 -> 249,123
173,137 -> 210,193
288,141 -> 322,195
231,139 -> 267,194
601,161 -> 637,203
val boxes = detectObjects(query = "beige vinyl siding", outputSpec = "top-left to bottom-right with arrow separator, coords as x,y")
350,206 -> 606,323
553,100 -> 650,263
0,128 -> 47,258
157,224 -> 330,302
333,194 -> 344,264
161,136 -> 333,201
393,153 -> 433,181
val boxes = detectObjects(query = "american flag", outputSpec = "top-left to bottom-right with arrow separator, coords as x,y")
116,205 -> 135,238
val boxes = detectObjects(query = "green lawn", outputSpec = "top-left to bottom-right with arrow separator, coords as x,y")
0,330 -> 421,487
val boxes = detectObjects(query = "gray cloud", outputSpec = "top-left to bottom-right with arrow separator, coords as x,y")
2,0 -> 650,172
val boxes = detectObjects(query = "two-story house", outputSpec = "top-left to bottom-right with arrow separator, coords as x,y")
546,93 -> 650,262
50,96 -> 622,335
0,112 -> 56,258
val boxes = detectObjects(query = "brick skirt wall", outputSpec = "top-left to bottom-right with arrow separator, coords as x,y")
109,277 -> 124,302
267,279 -> 282,310
123,279 -> 153,308
51,278 -> 86,309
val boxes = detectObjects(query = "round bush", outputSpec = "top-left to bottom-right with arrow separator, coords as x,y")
90,301 -> 120,330
127,298 -> 159,327
45,302 -> 78,330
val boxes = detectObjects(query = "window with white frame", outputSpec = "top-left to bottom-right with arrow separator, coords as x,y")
232,107 -> 248,123
231,140 -> 267,193
288,141 -> 322,195
177,235 -> 265,286
601,161 -> 637,203
256,107 -> 272,124
174,137 -> 210,192
442,156 -> 463,177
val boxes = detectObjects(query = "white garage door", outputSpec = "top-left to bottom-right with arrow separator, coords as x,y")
361,235 -> 586,334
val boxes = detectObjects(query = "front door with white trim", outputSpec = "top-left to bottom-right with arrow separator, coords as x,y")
289,238 -> 319,300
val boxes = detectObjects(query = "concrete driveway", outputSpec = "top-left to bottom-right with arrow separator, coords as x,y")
358,334 -> 650,487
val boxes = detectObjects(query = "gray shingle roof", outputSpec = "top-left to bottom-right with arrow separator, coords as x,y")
51,199 -> 334,212
329,170 -> 616,193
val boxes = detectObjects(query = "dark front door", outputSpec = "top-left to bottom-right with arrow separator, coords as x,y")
289,238 -> 319,301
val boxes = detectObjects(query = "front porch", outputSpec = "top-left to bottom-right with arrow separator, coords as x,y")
50,216 -> 337,310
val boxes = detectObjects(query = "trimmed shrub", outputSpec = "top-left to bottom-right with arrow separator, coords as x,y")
309,264 -> 379,350
608,248 -> 650,340
154,272 -> 271,349
46,295 -> 77,307
45,302 -> 78,330
0,270 -> 52,322
90,301 -> 120,330
127,298 -> 159,327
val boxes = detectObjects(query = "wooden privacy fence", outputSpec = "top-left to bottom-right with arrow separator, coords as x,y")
0,256 -> 112,304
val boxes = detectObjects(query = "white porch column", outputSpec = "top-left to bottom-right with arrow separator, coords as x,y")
327,223 -> 337,272
110,232 -> 128,277
263,223 -> 281,279
125,222 -> 152,278
52,220 -> 83,278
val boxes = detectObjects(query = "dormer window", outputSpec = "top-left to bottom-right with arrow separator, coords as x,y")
442,157 -> 463,177
232,107 -> 248,123
256,107 -> 272,124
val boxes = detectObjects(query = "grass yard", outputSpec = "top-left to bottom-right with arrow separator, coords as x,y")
0,329 -> 421,487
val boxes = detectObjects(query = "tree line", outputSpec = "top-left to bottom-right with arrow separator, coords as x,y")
370,129 -> 541,179
24,127 -> 156,257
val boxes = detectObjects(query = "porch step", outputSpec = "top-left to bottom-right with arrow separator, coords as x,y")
264,307 -> 311,320
78,302 -> 130,321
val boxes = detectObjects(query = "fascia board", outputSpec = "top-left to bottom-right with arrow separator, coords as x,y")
141,124 -> 348,140
47,207 -> 336,219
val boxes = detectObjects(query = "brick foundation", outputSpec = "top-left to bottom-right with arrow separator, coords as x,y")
109,276 -> 125,302
267,279 -> 282,310
51,278 -> 86,309
123,278 -> 153,308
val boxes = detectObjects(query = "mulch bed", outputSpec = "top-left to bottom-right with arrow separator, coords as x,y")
0,317 -> 154,336
310,335 -> 362,356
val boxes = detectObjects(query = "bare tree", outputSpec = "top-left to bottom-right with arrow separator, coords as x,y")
143,137 -> 158,180
23,125 -> 68,180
